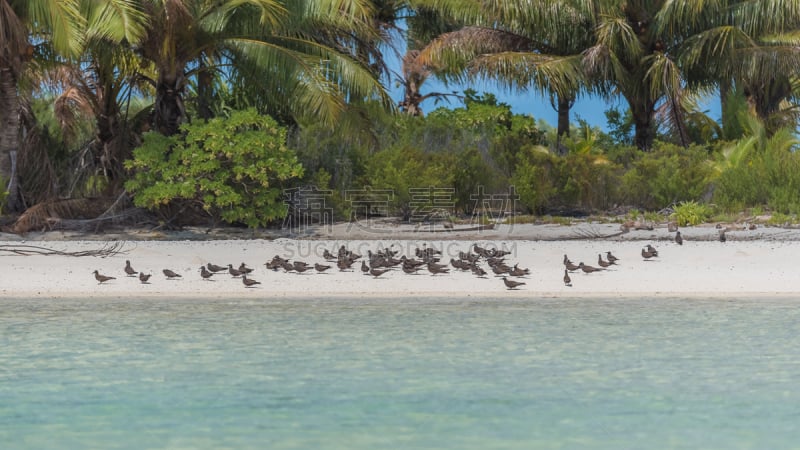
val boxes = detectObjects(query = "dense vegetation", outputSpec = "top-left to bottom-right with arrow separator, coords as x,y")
2,0 -> 800,231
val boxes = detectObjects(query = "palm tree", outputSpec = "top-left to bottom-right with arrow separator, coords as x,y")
0,0 -> 85,212
411,0 -> 587,138
583,0 -> 800,150
696,1 -> 800,131
47,2 -> 149,187
0,0 -> 144,212
392,3 -> 462,116
136,0 -> 390,136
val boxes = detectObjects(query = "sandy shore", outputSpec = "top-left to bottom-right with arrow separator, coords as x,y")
2,222 -> 799,298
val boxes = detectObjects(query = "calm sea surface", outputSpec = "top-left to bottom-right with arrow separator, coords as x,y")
2,296 -> 800,449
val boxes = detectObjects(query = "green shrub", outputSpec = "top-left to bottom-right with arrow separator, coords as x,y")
558,152 -> 622,212
767,212 -> 795,226
510,148 -> 557,214
714,121 -> 800,213
365,145 -> 454,221
671,200 -> 713,226
621,142 -> 715,210
124,108 -> 303,228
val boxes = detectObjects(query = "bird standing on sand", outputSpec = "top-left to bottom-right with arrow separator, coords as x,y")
563,270 -> 572,287
228,264 -> 243,277
139,272 -> 152,284
471,265 -> 488,278
578,262 -> 604,273
238,263 -> 254,274
641,248 -> 657,260
94,270 -> 115,284
124,260 -> 137,277
361,260 -> 370,274
163,269 -> 182,279
207,263 -> 227,273
565,260 -> 581,272
337,258 -> 352,271
597,254 -> 612,268
402,264 -> 423,275
293,265 -> 312,274
370,267 -> 390,278
645,244 -> 659,257
675,231 -> 683,245
427,262 -> 450,275
502,277 -> 526,290
314,263 -> 331,273
605,251 -> 619,263
200,266 -> 215,280
719,229 -> 727,243
242,275 -> 261,287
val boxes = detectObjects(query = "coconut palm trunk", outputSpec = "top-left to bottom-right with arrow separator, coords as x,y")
154,72 -> 188,136
556,94 -> 573,138
0,66 -> 23,211
631,97 -> 657,152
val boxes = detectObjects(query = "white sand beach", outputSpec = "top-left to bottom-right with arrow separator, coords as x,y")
2,222 -> 799,299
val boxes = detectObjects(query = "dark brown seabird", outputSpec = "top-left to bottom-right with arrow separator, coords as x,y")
207,263 -> 227,273
578,262 -> 604,273
502,277 -> 526,290
369,267 -> 390,278
124,260 -> 137,277
163,269 -> 182,279
139,272 -> 151,284
597,254 -> 612,268
200,266 -> 215,280
228,264 -> 243,277
93,270 -> 115,284
242,275 -> 261,287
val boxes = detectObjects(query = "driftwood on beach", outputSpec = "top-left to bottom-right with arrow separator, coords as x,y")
413,223 -> 496,233
0,241 -> 128,257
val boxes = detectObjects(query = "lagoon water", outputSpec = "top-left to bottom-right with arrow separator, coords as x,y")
2,296 -> 800,449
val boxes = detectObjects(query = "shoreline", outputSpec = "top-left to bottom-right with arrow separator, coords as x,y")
4,291 -> 800,301
4,221 -> 800,243
3,231 -> 800,299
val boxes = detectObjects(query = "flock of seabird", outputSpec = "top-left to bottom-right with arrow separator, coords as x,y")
92,226 -> 721,291
92,243 -> 533,290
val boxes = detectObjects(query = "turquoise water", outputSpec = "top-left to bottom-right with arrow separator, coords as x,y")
2,296 -> 800,449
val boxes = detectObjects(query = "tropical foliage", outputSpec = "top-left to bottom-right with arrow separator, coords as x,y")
125,108 -> 303,228
2,0 -> 800,229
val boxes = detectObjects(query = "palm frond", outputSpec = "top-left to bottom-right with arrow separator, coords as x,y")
28,0 -> 85,56
225,36 -> 389,126
732,0 -> 800,36
83,0 -> 147,44
468,52 -> 584,97
418,26 -> 535,72
678,25 -> 753,75
594,14 -> 643,62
